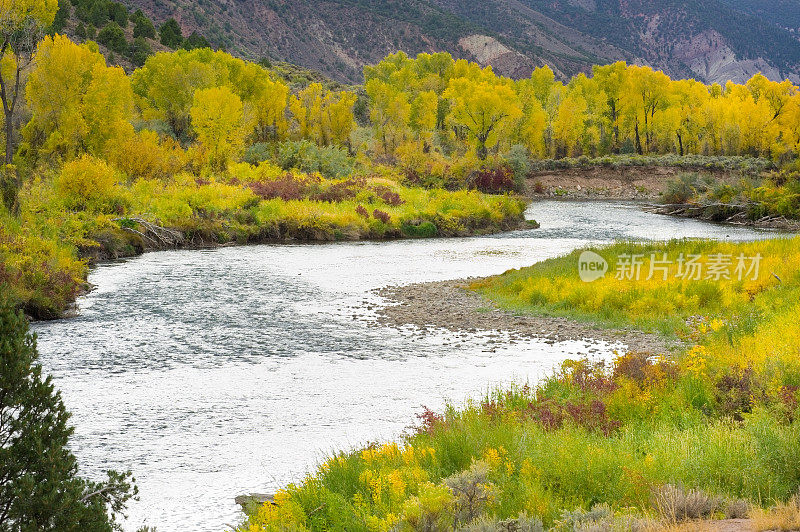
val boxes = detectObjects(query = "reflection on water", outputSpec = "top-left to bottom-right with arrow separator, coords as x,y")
32,201 -> 781,531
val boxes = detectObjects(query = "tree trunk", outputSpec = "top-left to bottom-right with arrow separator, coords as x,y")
476,135 -> 488,160
634,123 -> 643,155
0,106 -> 18,212
5,107 -> 13,165
611,101 -> 619,153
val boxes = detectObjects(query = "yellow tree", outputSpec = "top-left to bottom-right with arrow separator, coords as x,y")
443,77 -> 521,159
746,74 -> 796,122
250,76 -> 289,143
324,91 -> 357,148
542,83 -> 566,157
131,51 -> 216,138
83,63 -> 135,154
745,73 -> 797,157
701,86 -> 727,155
288,83 -> 356,147
591,61 -> 627,153
25,35 -> 133,159
190,86 -> 244,172
516,96 -> 546,157
0,0 -> 58,210
724,81 -> 770,156
529,65 -> 556,105
552,91 -> 587,158
668,79 -> 709,155
130,48 -> 257,139
569,73 -> 606,156
410,90 -> 437,149
781,92 -> 800,157
288,82 -> 323,142
621,65 -> 671,154
0,0 -> 57,163
365,78 -> 411,155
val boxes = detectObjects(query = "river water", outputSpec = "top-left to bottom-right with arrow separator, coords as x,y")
32,201 -> 778,531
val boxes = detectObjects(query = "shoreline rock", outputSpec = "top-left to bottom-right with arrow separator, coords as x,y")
235,493 -> 275,509
375,279 -> 677,354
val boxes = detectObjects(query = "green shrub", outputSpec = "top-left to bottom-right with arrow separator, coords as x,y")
243,143 -> 272,165
96,21 -> 127,54
401,220 -> 438,238
502,144 -> 530,191
277,140 -> 353,178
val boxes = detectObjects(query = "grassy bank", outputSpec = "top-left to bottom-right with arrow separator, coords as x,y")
655,165 -> 800,227
240,236 -> 800,531
0,158 -> 525,319
528,154 -> 774,176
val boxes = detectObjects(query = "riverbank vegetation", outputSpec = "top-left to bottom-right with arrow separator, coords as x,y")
2,0 -> 800,322
656,164 -> 800,227
239,236 -> 800,531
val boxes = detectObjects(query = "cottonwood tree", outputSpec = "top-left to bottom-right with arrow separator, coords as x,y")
591,61 -> 627,153
190,85 -> 244,171
666,79 -> 709,155
24,35 -> 134,160
409,90 -> 437,150
288,82 -> 357,147
250,76 -> 289,143
444,77 -> 521,159
0,0 -> 57,211
0,295 -> 137,530
365,78 -> 411,155
621,65 -> 671,154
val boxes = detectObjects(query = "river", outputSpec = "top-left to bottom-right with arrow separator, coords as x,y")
32,200 -> 779,531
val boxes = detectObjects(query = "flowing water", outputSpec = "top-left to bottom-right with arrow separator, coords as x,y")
32,201 -> 780,531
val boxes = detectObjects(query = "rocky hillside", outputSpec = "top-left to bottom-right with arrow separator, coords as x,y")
102,0 -> 800,84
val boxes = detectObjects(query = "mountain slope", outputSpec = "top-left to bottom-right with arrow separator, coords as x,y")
116,0 -> 800,84
720,0 -> 800,33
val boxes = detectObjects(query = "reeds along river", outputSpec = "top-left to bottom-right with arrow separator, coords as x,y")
32,200 -> 782,531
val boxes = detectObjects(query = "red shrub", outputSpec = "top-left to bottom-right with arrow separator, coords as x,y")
415,406 -> 444,435
613,352 -> 650,382
373,185 -> 404,206
779,385 -> 799,422
311,178 -> 366,203
569,361 -> 618,394
715,367 -> 755,419
355,205 -> 369,218
372,209 -> 391,223
527,398 -> 619,435
471,165 -> 516,194
481,399 -> 502,420
250,173 -> 306,201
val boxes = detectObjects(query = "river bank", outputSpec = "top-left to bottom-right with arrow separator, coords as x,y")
643,202 -> 800,231
376,279 -> 675,354
5,178 -> 528,320
525,165 -> 749,200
